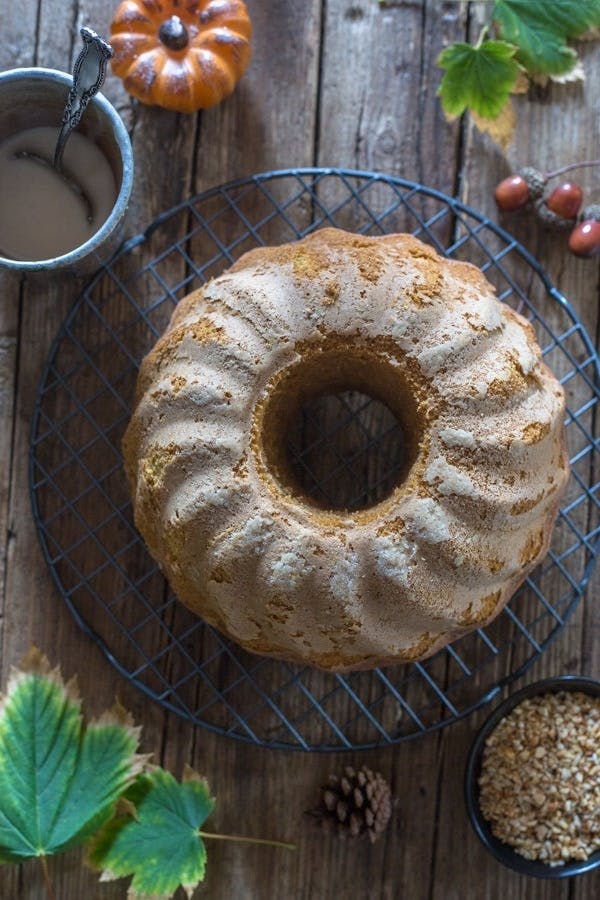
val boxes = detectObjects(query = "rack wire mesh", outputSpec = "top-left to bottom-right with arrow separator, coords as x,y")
30,168 -> 600,750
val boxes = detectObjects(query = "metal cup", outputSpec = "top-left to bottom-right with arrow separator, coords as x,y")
0,67 -> 133,275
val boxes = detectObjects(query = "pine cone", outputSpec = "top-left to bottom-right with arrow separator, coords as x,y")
309,765 -> 392,843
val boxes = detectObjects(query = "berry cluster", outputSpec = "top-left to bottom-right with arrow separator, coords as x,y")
494,162 -> 600,258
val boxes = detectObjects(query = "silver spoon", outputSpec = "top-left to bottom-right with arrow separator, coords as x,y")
15,27 -> 114,223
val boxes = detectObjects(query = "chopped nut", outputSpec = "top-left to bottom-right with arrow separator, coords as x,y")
478,691 -> 600,866
531,788 -> 545,807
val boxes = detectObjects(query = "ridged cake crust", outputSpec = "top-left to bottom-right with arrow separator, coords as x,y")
123,229 -> 569,671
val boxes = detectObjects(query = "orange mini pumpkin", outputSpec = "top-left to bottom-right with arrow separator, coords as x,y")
110,0 -> 252,113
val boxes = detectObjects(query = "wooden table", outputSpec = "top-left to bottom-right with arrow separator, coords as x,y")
1,2 -> 599,898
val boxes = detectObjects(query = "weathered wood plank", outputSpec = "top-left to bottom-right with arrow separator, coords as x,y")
156,5 -> 331,900
432,12 -> 600,899
0,275 -> 20,662
35,0 -> 78,69
0,0 -> 38,687
0,6 -> 39,70
193,0 -> 323,192
0,268 -> 20,900
319,0 -> 464,191
0,3 -> 40,896
298,3 -> 468,900
0,1 -> 142,896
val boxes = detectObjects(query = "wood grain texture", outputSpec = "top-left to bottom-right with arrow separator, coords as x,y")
0,1 -> 599,898
430,9 -> 600,899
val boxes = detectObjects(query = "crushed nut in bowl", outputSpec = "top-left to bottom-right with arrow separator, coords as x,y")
465,676 -> 600,878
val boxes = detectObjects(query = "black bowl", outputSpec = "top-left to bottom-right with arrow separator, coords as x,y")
464,675 -> 600,878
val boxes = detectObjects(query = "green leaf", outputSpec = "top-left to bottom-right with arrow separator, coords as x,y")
437,40 -> 522,120
494,0 -> 600,75
89,768 -> 216,899
0,648 -> 141,863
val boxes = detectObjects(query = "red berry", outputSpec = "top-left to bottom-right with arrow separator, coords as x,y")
494,175 -> 530,212
568,220 -> 600,258
546,182 -> 583,219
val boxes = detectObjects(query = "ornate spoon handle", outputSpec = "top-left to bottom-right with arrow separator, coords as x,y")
53,27 -> 114,170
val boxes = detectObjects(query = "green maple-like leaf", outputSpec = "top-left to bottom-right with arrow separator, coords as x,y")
437,40 -> 522,119
494,0 -> 600,75
0,648 -> 141,864
89,767 -> 216,900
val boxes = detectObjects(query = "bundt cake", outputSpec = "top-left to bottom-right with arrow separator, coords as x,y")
122,228 -> 569,671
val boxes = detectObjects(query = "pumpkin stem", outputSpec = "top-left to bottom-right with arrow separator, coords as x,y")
158,15 -> 189,51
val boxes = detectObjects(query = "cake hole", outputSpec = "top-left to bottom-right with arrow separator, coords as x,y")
254,341 -> 425,513
288,390 -> 406,511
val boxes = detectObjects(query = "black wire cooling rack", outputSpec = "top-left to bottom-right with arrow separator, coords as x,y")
30,168 -> 600,751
